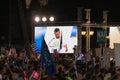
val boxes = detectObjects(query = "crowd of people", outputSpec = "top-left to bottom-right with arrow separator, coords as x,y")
0,46 -> 120,80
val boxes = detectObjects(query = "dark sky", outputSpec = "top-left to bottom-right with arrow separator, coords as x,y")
0,0 -> 9,41
29,0 -> 120,22
1,0 -> 120,25
0,0 -> 120,45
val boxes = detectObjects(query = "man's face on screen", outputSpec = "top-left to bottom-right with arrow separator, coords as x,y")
54,31 -> 60,39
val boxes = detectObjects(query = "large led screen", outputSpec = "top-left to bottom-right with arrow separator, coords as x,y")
34,26 -> 78,53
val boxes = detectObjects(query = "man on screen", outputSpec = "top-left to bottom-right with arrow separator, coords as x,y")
48,28 -> 68,53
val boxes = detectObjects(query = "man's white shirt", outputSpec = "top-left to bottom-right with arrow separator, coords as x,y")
48,38 -> 61,53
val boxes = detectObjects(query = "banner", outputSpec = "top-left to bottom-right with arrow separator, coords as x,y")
31,70 -> 39,80
114,43 -> 120,67
97,30 -> 106,44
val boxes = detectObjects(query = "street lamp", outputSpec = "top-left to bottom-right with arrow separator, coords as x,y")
81,31 -> 86,35
90,31 -> 94,36
81,31 -> 94,36
106,35 -> 110,39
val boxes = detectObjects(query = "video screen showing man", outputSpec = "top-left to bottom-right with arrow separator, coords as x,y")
34,26 -> 78,53
48,28 -> 68,53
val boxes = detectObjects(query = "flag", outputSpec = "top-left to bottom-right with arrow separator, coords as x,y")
97,30 -> 106,44
31,70 -> 39,80
31,43 -> 39,53
23,50 -> 28,69
40,37 -> 56,77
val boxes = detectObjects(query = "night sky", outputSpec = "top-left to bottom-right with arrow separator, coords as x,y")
0,0 -> 120,45
29,0 -> 120,22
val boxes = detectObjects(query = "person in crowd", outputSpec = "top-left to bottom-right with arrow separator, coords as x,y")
1,45 -> 120,80
111,73 -> 120,80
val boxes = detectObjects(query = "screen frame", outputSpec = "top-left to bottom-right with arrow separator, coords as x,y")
33,25 -> 79,54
